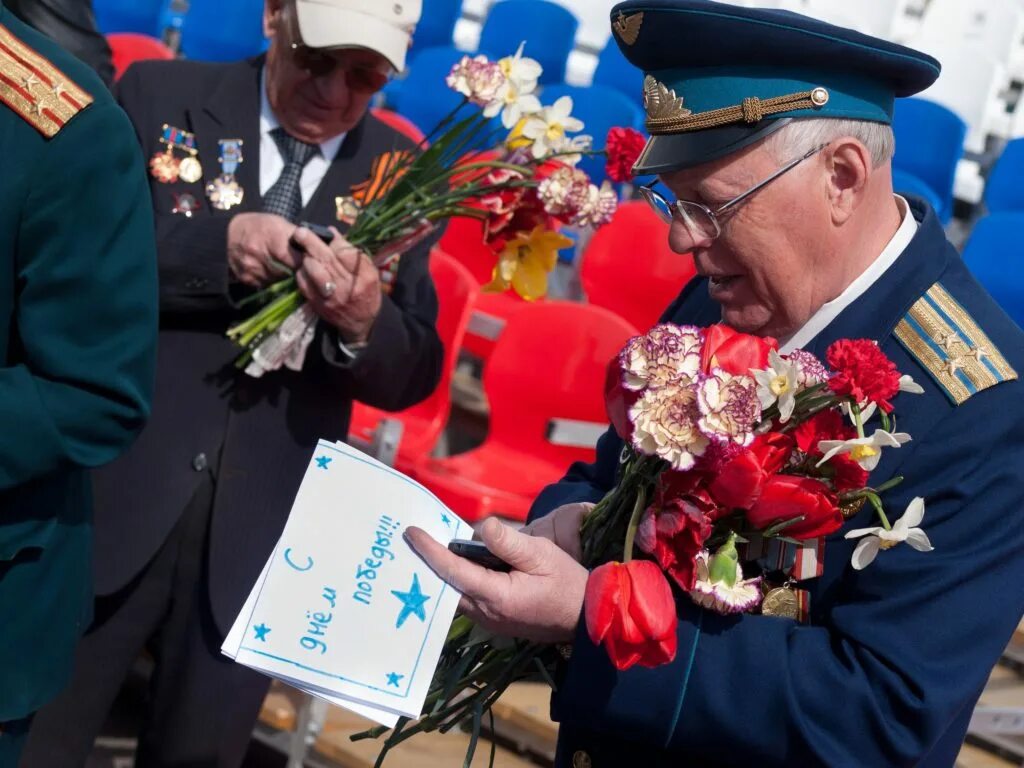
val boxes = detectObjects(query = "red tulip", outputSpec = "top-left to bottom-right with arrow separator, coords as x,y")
635,493 -> 714,590
700,324 -> 778,376
708,432 -> 795,510
747,475 -> 843,539
585,560 -> 678,671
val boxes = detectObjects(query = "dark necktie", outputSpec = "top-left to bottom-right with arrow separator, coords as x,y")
262,127 -> 319,222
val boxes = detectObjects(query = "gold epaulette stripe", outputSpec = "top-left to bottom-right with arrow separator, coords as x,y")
894,282 -> 1017,406
0,22 -> 93,138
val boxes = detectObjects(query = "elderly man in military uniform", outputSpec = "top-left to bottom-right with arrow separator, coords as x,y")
409,2 -> 1024,766
0,3 -> 157,763
23,0 -> 443,765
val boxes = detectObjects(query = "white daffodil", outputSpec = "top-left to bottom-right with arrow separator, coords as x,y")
753,349 -> 800,422
483,43 -> 543,128
522,96 -> 585,158
498,42 -> 542,89
845,496 -> 933,570
816,428 -> 911,471
899,374 -> 925,394
841,399 -> 878,426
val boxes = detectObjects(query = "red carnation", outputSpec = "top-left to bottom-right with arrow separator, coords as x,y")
826,339 -> 902,413
585,560 -> 678,671
604,127 -> 647,183
830,454 -> 870,492
635,490 -> 715,590
792,410 -> 854,456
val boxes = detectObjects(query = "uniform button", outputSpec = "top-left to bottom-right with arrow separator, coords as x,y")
572,750 -> 592,768
195,278 -> 208,289
192,452 -> 208,472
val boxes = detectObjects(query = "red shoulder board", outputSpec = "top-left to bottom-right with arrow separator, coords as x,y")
0,22 -> 94,138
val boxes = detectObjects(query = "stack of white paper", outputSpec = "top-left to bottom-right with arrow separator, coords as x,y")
222,439 -> 468,728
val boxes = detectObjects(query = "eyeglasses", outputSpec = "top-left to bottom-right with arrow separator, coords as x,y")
280,10 -> 393,92
639,143 -> 827,246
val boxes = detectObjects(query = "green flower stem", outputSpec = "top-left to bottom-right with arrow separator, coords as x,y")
852,402 -> 866,439
622,484 -> 648,563
865,492 -> 892,530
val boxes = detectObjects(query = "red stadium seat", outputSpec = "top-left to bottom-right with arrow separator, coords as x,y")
107,33 -> 174,81
348,249 -> 478,469
580,200 -> 697,331
370,107 -> 428,146
438,215 -> 536,361
406,302 -> 637,524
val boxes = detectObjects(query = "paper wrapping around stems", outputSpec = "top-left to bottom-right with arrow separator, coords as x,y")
244,303 -> 318,378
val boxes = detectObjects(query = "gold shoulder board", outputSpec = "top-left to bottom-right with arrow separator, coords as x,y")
894,282 -> 1018,405
0,22 -> 94,138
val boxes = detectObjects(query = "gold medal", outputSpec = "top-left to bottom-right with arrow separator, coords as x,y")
178,155 -> 203,183
149,149 -> 180,183
206,174 -> 244,210
761,586 -> 800,619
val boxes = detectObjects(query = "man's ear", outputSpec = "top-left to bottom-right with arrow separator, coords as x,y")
263,0 -> 285,39
825,138 -> 872,225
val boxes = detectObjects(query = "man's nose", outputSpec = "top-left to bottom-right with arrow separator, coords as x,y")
669,217 -> 713,253
314,66 -> 351,103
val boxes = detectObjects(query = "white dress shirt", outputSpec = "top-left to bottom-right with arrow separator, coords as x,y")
779,195 -> 918,353
258,70 -> 346,205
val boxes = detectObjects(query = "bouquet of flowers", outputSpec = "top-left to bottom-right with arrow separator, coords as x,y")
226,45 -> 647,377
358,323 -> 932,764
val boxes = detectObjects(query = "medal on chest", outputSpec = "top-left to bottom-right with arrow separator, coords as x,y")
206,138 -> 245,211
149,124 -> 202,184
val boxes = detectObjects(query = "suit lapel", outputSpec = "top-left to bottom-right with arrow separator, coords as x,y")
186,56 -> 264,214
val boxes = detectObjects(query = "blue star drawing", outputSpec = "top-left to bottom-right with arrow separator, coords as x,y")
253,623 -> 271,642
391,573 -> 431,629
315,456 -> 332,470
386,672 -> 404,687
440,513 -> 453,527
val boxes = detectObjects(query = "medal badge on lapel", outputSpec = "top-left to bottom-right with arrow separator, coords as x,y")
149,124 -> 203,184
206,139 -> 245,211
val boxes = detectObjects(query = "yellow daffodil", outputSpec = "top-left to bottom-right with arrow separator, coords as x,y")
505,117 -> 533,151
484,226 -> 573,300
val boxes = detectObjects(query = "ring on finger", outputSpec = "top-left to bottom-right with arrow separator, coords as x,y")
320,280 -> 337,298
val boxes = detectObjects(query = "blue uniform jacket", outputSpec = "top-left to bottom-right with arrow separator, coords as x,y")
529,199 -> 1024,767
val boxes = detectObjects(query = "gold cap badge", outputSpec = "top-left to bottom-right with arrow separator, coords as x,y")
613,11 -> 644,46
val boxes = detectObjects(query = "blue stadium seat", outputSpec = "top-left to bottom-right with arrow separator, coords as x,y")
477,0 -> 579,85
386,46 -> 477,139
179,0 -> 267,62
892,97 -> 966,225
94,0 -> 163,36
539,83 -> 645,185
411,0 -> 464,55
892,168 -> 943,217
961,213 -> 1024,327
984,138 -> 1024,213
592,39 -> 643,110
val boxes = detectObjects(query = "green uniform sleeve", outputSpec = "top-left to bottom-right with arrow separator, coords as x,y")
0,100 -> 158,491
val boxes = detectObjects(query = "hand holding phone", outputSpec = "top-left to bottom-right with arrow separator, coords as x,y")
447,539 -> 513,572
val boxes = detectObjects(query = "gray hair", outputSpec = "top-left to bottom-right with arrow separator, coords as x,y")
764,118 -> 895,168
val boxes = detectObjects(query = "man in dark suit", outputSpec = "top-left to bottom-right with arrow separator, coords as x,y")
23,0 -> 440,765
408,2 -> 1024,766
0,3 -> 156,763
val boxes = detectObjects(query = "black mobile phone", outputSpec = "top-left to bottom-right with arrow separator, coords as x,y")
297,221 -> 335,245
447,539 -> 513,572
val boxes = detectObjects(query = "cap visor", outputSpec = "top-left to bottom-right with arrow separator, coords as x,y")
295,2 -> 410,71
633,119 -> 792,175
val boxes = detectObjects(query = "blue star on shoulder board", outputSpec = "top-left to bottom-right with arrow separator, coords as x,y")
253,623 -> 271,642
316,456 -> 332,470
391,573 -> 431,629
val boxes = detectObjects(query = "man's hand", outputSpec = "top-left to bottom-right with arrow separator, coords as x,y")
406,518 -> 587,644
521,502 -> 593,562
293,226 -> 382,344
226,212 -> 300,287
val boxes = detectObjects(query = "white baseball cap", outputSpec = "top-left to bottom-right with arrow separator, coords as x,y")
293,0 -> 422,72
